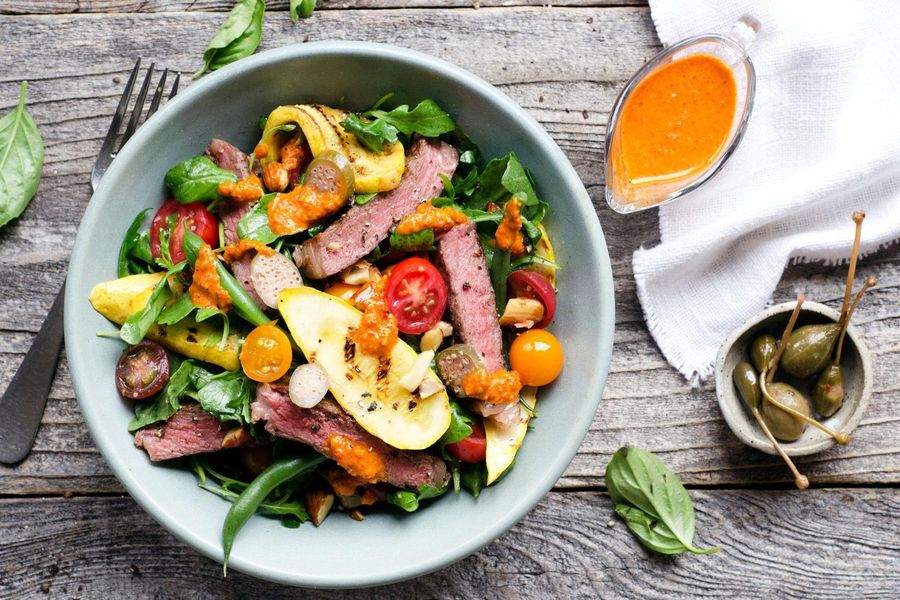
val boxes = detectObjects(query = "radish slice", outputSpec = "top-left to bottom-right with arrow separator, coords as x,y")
250,251 -> 303,309
289,363 -> 329,409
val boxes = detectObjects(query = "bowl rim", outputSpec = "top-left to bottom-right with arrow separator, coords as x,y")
64,41 -> 615,587
714,301 -> 873,457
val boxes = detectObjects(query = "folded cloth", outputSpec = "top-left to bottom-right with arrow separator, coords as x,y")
634,0 -> 900,384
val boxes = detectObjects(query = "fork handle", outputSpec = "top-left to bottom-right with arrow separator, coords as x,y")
0,280 -> 66,464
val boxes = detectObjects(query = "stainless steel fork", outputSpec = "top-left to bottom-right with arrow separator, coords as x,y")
0,60 -> 180,465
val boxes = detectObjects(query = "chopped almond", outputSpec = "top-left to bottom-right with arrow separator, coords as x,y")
304,489 -> 335,527
499,298 -> 545,329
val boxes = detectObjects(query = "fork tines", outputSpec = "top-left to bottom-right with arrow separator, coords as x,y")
91,59 -> 180,191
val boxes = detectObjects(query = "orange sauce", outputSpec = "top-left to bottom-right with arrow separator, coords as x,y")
618,54 -> 736,186
218,174 -> 263,203
267,184 -> 346,235
495,196 -> 525,256
462,367 -> 523,405
189,244 -> 232,312
396,201 -> 468,236
327,434 -> 386,482
351,277 -> 399,356
221,239 -> 276,264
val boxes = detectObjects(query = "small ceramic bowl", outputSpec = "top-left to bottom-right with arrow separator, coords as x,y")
715,301 -> 872,456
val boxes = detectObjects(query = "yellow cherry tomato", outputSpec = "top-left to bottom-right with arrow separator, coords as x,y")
509,329 -> 563,387
240,323 -> 293,383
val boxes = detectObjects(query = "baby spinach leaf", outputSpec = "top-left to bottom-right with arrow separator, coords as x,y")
460,462 -> 487,497
440,400 -> 474,447
339,113 -> 399,153
468,152 -> 547,223
389,228 -> 434,252
237,193 -> 278,243
194,0 -> 265,79
118,208 -> 151,278
165,156 -> 238,204
128,357 -> 192,431
130,230 -> 154,266
605,446 -> 719,556
366,99 -> 456,138
190,368 -> 253,425
290,0 -> 317,22
119,263 -> 186,345
386,484 -> 448,512
156,292 -> 195,326
0,82 -> 44,230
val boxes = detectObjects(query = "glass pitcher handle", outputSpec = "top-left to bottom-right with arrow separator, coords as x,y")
727,15 -> 761,56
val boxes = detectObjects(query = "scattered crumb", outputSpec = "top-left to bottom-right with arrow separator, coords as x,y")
62,491 -> 74,499
349,510 -> 364,522
40,583 -> 50,594
127,564 -> 142,577
606,519 -> 615,528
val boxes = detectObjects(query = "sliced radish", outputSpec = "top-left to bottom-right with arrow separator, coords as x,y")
289,363 -> 329,409
250,251 -> 304,309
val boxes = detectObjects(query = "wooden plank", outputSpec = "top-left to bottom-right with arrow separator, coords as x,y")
0,490 -> 897,597
1,1 -> 645,16
0,7 -> 898,495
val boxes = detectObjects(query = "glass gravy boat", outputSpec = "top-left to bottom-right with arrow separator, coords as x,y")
605,16 -> 760,214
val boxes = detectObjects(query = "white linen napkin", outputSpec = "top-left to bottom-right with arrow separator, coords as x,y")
634,0 -> 900,383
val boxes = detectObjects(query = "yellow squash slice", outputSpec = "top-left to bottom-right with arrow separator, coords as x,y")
88,273 -> 242,371
485,386 -> 537,485
534,223 -> 557,287
278,286 -> 450,450
260,104 -> 406,193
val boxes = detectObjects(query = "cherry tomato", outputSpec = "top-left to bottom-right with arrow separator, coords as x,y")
384,258 -> 448,334
507,269 -> 556,328
240,323 -> 293,383
150,200 -> 219,263
446,420 -> 487,463
115,340 -> 170,399
509,329 -> 564,386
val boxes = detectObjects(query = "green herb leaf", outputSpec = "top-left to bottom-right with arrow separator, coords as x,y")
190,368 -> 253,424
262,123 -> 298,138
194,0 -> 265,78
129,230 -> 154,268
339,113 -> 399,153
605,446 -> 719,556
119,272 -> 173,345
0,82 -> 44,230
165,156 -> 238,204
469,152 -> 546,222
118,209 -> 151,278
460,462 -> 487,498
440,400 -> 474,447
237,193 -> 278,244
156,292 -> 196,326
389,228 -> 434,252
354,192 -> 377,206
290,0 -> 317,21
366,99 -> 456,138
386,484 -> 448,512
128,357 -> 193,431
490,248 -> 511,313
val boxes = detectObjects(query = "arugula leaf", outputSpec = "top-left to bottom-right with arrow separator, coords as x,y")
165,156 -> 238,204
386,484 -> 449,512
190,368 -> 253,424
511,253 -> 559,272
290,0 -> 317,22
118,209 -> 151,278
237,193 -> 277,243
460,462 -> 487,497
120,273 -> 172,344
128,357 -> 193,431
354,192 -> 377,206
366,99 -> 456,137
605,446 -> 719,556
490,249 -> 511,313
389,228 -> 434,252
0,81 -> 44,230
440,400 -> 474,447
468,152 -> 546,222
194,0 -> 265,78
339,113 -> 399,153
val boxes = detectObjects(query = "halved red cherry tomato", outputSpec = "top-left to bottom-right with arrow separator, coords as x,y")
115,340 -> 170,399
150,200 -> 219,263
446,420 -> 487,463
384,257 -> 447,334
507,269 -> 556,328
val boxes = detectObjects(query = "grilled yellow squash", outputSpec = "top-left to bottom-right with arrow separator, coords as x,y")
484,386 -> 537,484
279,286 -> 450,450
259,104 -> 406,193
88,273 -> 242,371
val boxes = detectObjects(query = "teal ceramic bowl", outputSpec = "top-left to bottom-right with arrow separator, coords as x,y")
65,42 -> 614,588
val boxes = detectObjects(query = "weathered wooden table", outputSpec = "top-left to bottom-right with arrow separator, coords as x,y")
1,2 -> 898,598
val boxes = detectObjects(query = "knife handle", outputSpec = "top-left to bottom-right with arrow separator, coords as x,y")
0,280 -> 65,464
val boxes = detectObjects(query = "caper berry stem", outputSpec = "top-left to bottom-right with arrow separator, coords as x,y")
766,293 -> 805,383
840,211 -> 865,324
749,405 -> 809,489
759,372 -> 851,444
834,275 -> 877,365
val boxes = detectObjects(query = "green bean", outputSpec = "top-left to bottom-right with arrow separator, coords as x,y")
180,229 -> 270,327
221,452 -> 326,574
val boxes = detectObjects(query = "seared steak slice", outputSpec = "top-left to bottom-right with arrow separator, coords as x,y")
205,139 -> 266,310
253,382 -> 449,490
133,404 -> 251,461
294,137 -> 459,279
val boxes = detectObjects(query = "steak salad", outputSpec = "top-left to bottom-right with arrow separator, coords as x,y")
89,96 -> 563,568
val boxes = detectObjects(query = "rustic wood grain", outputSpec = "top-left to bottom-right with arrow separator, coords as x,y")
1,490 -> 897,598
0,7 -> 898,496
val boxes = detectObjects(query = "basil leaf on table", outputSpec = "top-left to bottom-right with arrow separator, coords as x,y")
237,193 -> 278,244
165,156 -> 238,204
290,0 -> 317,22
0,81 -> 44,230
605,446 -> 719,556
194,0 -> 265,78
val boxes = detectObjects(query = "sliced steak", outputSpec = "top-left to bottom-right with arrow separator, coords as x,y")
294,137 -> 459,279
205,139 -> 266,310
133,403 -> 251,461
253,382 -> 449,490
